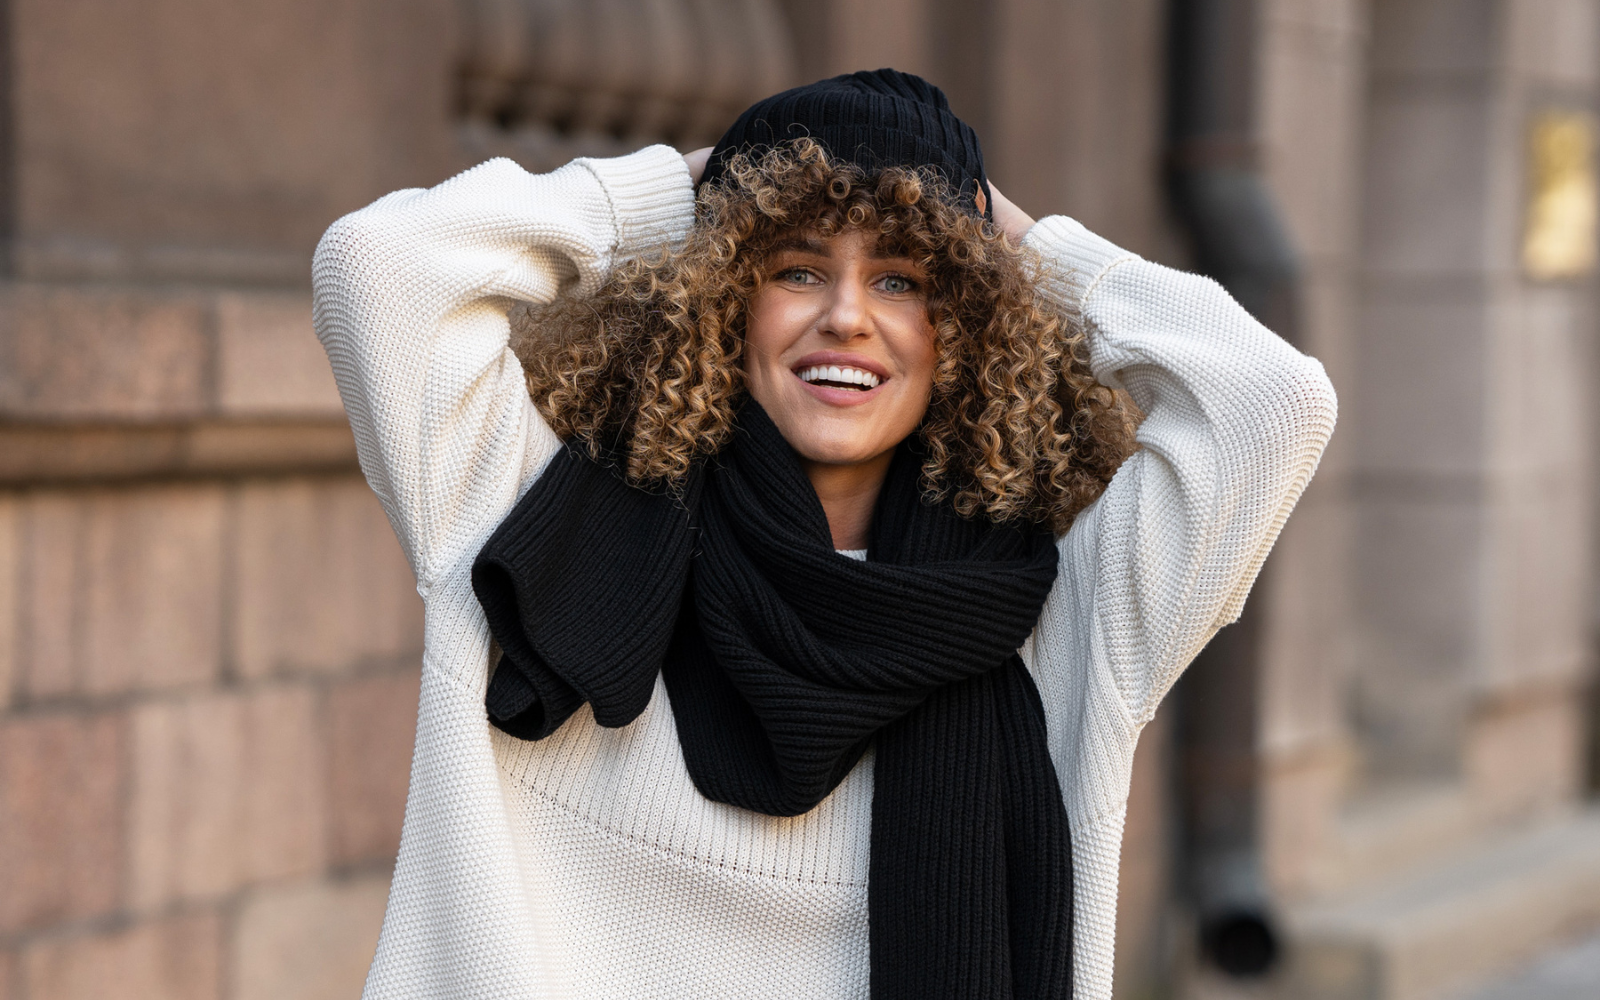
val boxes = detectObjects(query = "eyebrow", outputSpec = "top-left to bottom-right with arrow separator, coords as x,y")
765,234 -> 832,256
764,235 -> 925,270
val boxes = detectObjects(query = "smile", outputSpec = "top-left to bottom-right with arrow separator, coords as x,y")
796,364 -> 882,391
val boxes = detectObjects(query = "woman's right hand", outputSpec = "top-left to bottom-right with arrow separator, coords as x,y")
683,147 -> 714,186
987,183 -> 1036,243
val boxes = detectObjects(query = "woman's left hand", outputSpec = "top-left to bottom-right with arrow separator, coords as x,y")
684,147 -> 714,186
987,183 -> 1036,243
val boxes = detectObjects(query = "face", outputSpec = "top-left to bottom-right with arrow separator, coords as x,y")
742,228 -> 938,470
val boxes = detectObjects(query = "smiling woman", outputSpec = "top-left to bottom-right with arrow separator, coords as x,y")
745,224 -> 940,547
311,67 -> 1336,1000
516,138 -> 1136,546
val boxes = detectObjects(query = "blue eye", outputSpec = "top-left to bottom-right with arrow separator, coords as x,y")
881,275 -> 915,293
780,268 -> 814,284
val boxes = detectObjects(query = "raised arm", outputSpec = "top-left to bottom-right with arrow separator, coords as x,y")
1025,216 -> 1337,729
311,146 -> 697,588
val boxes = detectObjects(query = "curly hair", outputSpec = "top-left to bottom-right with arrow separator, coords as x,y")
511,139 -> 1137,535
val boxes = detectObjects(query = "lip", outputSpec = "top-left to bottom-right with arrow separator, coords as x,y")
789,351 -> 890,407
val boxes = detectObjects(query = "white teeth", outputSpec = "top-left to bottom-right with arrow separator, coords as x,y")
798,365 -> 882,389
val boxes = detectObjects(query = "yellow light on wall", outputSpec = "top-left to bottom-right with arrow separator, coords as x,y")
1523,110 -> 1599,281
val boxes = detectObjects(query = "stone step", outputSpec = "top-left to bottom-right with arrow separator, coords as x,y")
1457,929 -> 1600,1000
1283,808 -> 1600,1000
1312,782 -> 1487,896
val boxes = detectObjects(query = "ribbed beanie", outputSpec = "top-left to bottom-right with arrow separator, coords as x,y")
699,68 -> 993,218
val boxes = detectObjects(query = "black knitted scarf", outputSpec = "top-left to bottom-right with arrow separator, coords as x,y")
472,402 -> 1075,999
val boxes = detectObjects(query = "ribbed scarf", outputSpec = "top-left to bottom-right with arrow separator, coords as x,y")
472,402 -> 1075,999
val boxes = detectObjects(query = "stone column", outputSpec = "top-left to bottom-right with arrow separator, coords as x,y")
1352,0 -> 1595,813
1254,0 -> 1368,901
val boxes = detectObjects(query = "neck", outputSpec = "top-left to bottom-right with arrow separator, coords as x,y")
802,452 -> 895,550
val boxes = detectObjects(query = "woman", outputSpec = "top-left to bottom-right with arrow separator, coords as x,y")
313,70 -> 1335,1000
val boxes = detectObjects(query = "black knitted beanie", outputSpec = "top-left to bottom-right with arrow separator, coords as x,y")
699,68 -> 993,219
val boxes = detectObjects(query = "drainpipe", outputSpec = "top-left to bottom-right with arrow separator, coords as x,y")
1166,0 -> 1296,978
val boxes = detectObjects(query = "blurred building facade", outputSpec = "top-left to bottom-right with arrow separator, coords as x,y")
0,2 -> 1596,1000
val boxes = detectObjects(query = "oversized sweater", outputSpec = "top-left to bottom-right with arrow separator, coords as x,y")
311,144 -> 1337,1000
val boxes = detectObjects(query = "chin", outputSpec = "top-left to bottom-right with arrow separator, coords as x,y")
772,419 -> 886,467
757,383 -> 924,469
793,440 -> 883,466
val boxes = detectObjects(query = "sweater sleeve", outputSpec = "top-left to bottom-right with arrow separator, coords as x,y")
311,145 -> 698,589
1023,216 -> 1337,731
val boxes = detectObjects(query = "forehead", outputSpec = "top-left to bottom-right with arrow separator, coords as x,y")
765,227 -> 917,262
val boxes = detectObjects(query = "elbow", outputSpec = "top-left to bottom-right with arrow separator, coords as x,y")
1267,356 -> 1339,468
312,211 -> 369,295
311,201 -> 417,318
1296,356 -> 1339,441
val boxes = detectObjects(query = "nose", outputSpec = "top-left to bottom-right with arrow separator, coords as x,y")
818,277 -> 872,342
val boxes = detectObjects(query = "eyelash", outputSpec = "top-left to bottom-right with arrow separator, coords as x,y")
776,268 -> 920,293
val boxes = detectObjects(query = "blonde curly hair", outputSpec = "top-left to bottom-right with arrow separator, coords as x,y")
511,139 -> 1137,535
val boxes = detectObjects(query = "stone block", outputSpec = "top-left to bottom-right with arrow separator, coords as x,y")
1262,741 -> 1349,898
1349,496 -> 1483,780
990,0 -> 1075,217
1261,493 -> 1354,753
22,911 -> 220,1000
81,485 -> 226,696
1489,480 -> 1591,688
1048,0 -> 1167,251
0,495 -> 17,710
17,486 -> 225,701
1287,809 -> 1600,1000
1465,687 -> 1585,820
1508,0 -> 1599,88
230,875 -> 390,1000
128,685 -> 325,909
1362,88 -> 1493,276
1489,285 -> 1592,479
1264,0 -> 1367,37
1352,286 -> 1488,477
16,491 -> 79,700
233,477 -> 421,679
1370,0 -> 1496,78
216,292 -> 345,418
11,0 -> 458,284
817,0 -> 932,83
1261,3 -> 1366,262
0,283 -> 209,420
0,710 -> 125,933
326,667 -> 420,866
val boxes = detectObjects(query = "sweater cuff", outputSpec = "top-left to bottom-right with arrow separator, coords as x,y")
1023,216 -> 1140,318
575,144 -> 698,261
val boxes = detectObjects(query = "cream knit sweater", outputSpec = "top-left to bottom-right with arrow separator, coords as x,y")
312,144 -> 1336,1000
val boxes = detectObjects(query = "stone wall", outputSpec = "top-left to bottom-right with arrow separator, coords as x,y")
0,472 -> 423,1000
0,2 -> 449,997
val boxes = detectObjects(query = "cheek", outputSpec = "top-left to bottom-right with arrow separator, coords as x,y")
742,287 -> 801,373
892,313 -> 939,396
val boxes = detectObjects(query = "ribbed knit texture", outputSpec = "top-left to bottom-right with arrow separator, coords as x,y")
700,69 -> 992,216
473,403 -> 1072,999
309,144 -> 1338,1000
